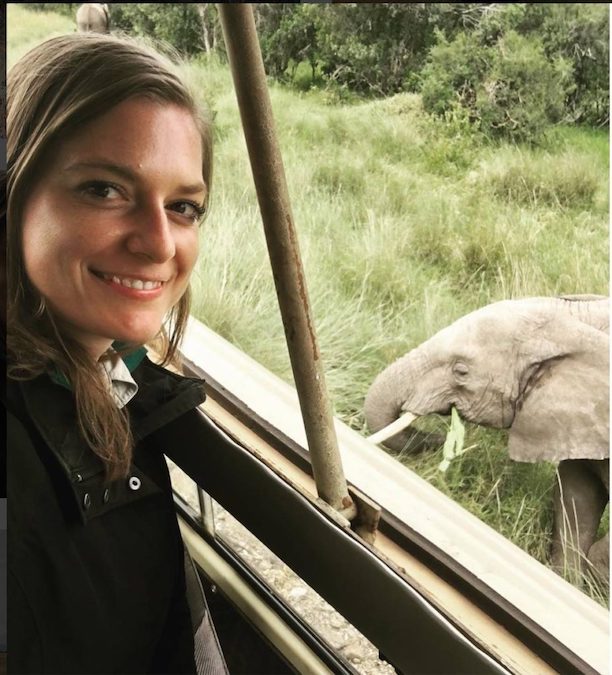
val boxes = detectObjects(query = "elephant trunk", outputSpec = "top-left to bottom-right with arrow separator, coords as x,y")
364,353 -> 443,454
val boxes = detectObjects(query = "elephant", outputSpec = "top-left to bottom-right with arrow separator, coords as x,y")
364,295 -> 609,586
76,3 -> 110,34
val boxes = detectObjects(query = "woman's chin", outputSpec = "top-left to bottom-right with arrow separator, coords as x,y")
118,332 -> 160,348
110,324 -> 164,349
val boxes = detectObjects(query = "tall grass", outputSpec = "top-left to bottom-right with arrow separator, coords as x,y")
7,5 -> 75,69
9,6 -> 609,604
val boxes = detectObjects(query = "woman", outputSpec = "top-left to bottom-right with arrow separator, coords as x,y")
5,32 -> 227,674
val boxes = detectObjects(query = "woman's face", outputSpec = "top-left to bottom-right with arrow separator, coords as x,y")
21,97 -> 206,359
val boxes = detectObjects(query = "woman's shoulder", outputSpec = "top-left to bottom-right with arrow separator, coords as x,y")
127,355 -> 207,441
132,353 -> 205,394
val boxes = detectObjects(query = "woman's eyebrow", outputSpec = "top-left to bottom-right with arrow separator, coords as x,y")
64,160 -> 138,181
63,160 -> 207,195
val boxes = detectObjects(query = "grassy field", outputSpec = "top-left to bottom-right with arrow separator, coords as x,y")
8,5 -> 610,604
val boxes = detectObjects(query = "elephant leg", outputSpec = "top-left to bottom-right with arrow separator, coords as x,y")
551,459 -> 608,585
586,459 -> 609,586
587,531 -> 609,587
592,457 -> 609,492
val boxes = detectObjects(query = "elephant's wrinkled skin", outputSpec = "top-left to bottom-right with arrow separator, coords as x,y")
76,3 -> 110,34
365,295 -> 609,585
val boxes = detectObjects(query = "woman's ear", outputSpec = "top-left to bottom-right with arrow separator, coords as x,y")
509,323 -> 609,463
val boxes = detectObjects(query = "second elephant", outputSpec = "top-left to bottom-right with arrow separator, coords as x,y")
76,4 -> 110,33
364,295 -> 609,584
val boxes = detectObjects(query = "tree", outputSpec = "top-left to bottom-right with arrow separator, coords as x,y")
109,4 -> 211,57
535,3 -> 609,126
315,4 -> 436,95
420,4 -> 577,142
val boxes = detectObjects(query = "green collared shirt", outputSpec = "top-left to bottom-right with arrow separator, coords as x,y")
50,344 -> 148,409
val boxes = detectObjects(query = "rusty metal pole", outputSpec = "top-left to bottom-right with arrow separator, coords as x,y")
217,4 -> 356,520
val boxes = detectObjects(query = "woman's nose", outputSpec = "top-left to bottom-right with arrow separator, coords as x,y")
126,202 -> 176,262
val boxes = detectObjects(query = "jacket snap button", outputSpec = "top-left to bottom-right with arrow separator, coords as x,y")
74,473 -> 83,483
103,488 -> 110,504
83,493 -> 91,509
128,476 -> 141,491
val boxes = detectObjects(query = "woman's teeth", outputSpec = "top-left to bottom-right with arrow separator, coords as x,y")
101,273 -> 161,290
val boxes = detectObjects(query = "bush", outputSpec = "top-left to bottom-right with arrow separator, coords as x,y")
109,4 -> 212,57
421,29 -> 572,143
423,3 -> 609,131
256,4 -> 320,82
25,4 -> 608,130
316,4 -> 435,96
537,3 -> 609,126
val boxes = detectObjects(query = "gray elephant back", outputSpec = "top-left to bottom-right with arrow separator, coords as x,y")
558,294 -> 609,334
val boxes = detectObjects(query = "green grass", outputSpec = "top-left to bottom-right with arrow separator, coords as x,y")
7,5 -> 76,69
9,7 -> 610,606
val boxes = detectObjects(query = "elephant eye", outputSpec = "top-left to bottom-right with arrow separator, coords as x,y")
453,362 -> 469,378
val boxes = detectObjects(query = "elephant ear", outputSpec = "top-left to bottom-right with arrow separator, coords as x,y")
509,322 -> 609,463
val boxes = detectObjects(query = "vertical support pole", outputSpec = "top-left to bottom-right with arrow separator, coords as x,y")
217,4 -> 356,520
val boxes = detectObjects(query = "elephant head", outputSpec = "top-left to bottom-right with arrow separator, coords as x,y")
364,296 -> 609,463
76,4 -> 110,34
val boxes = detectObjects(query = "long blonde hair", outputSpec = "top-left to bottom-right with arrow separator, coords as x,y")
7,33 -> 213,480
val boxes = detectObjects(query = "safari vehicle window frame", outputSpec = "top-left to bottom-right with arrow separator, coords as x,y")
169,326 -> 607,675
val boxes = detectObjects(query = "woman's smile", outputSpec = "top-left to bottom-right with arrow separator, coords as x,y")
91,268 -> 166,290
91,270 -> 166,297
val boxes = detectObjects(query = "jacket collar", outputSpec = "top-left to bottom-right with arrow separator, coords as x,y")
49,344 -> 147,393
12,356 -> 206,524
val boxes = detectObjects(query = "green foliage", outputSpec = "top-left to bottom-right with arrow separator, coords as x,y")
421,27 -> 572,143
256,4 -> 320,81
108,4 -> 216,57
314,4 -> 436,96
26,3 -> 608,136
254,3 -> 608,140
429,3 -> 595,132
537,3 -> 610,126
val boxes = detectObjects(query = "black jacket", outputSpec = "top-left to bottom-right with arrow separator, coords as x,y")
6,356 -> 207,674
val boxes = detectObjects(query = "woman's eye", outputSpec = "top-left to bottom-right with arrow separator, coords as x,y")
169,201 -> 206,224
80,181 -> 122,200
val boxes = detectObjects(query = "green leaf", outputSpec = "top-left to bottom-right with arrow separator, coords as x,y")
439,407 -> 467,473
